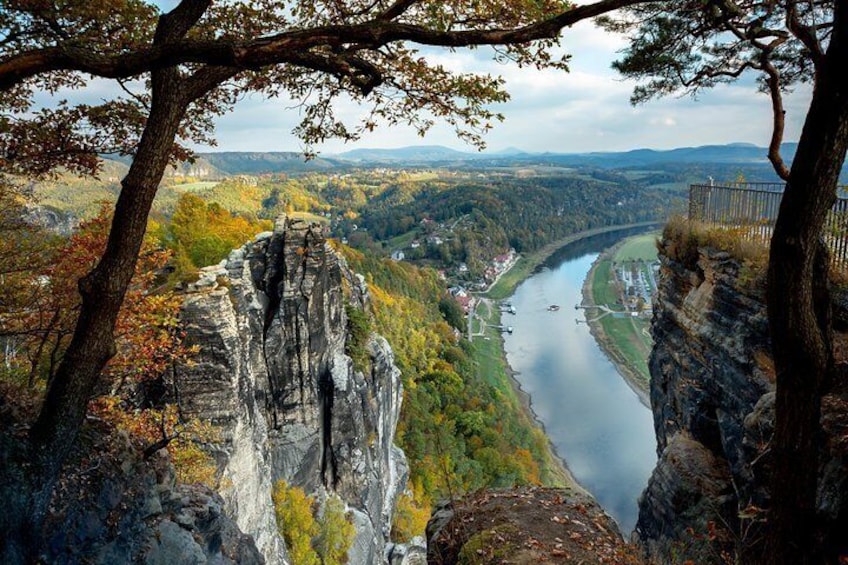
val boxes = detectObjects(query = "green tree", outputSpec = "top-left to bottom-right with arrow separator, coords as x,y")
604,3 -> 848,563
272,480 -> 320,565
438,296 -> 467,333
345,303 -> 372,373
315,495 -> 355,565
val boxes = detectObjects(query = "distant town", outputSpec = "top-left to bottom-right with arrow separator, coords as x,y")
614,259 -> 660,317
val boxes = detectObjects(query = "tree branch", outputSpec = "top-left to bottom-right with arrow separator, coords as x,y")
761,55 -> 791,181
0,0 -> 650,91
785,1 -> 825,67
181,66 -> 241,103
379,0 -> 422,21
155,0 -> 213,43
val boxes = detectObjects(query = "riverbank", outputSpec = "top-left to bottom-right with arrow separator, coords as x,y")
581,247 -> 652,408
485,221 -> 661,300
471,299 -> 578,489
471,223 -> 660,490
494,228 -> 658,533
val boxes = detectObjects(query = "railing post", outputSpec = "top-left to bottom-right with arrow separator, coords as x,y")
689,184 -> 698,220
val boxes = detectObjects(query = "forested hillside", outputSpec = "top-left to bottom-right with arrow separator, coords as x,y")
29,163 -> 678,280
341,246 -> 567,537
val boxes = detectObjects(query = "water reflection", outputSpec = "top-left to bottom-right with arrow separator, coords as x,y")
502,229 -> 658,535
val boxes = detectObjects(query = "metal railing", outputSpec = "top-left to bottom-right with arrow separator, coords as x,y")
689,182 -> 848,269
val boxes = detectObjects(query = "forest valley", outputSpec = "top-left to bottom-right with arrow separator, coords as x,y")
0,164 -> 668,547
2,1 -> 848,563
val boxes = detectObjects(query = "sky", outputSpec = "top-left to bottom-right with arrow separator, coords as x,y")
32,13 -> 813,156
207,19 -> 813,156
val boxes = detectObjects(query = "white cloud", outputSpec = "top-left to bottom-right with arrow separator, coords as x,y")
30,17 -> 812,155
649,116 -> 677,127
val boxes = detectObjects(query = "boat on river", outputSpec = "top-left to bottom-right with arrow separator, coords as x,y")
548,304 -> 560,311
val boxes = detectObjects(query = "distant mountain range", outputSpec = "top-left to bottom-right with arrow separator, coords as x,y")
200,151 -> 341,174
551,142 -> 799,169
101,142 -> 825,176
333,142 -> 800,167
103,151 -> 342,177
335,145 -> 473,162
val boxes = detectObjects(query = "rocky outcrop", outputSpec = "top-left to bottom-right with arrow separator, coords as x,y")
173,216 -> 407,564
39,433 -> 262,565
637,244 -> 848,562
425,487 -> 640,564
22,204 -> 77,235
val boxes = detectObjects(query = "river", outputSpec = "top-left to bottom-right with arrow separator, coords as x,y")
501,228 -> 658,535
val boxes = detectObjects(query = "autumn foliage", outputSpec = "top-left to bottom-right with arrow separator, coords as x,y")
0,203 -> 194,389
0,200 -> 215,484
272,481 -> 355,565
162,192 -> 272,280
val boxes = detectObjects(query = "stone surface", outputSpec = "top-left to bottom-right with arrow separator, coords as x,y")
425,487 -> 640,564
386,537 -> 427,565
636,433 -> 735,563
173,216 -> 407,564
638,243 -> 848,562
41,440 -> 262,565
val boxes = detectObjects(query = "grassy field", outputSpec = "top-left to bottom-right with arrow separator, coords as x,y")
598,315 -> 652,388
613,233 -> 659,262
591,258 -> 624,310
472,308 -> 512,395
587,237 -> 657,391
171,181 -> 220,192
386,230 -> 420,251
487,256 -> 535,300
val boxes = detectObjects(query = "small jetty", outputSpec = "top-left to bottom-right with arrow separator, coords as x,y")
548,305 -> 560,311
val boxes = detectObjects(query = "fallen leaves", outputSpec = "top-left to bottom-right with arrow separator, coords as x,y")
430,487 -> 645,564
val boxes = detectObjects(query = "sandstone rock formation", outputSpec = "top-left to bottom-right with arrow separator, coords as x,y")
638,244 -> 848,562
37,433 -> 262,565
173,216 -> 408,564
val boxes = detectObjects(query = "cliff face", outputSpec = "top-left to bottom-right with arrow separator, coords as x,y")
172,217 -> 407,564
637,245 -> 848,562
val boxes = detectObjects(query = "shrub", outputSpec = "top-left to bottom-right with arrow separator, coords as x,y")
315,495 -> 355,565
661,216 -> 769,288
345,303 -> 371,373
272,481 -> 320,565
391,489 -> 432,542
88,398 -> 220,487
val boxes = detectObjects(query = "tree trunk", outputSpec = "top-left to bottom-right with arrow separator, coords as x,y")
0,5 -> 222,558
762,4 -> 848,564
0,66 -> 190,563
